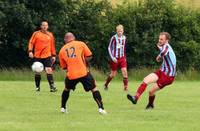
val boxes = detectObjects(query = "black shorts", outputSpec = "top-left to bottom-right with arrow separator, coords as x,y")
65,72 -> 96,92
34,57 -> 53,68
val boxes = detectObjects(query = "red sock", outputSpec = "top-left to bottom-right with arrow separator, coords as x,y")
104,76 -> 112,86
135,82 -> 147,100
123,77 -> 128,89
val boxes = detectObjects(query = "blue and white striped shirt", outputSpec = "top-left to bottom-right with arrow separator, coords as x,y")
159,43 -> 176,76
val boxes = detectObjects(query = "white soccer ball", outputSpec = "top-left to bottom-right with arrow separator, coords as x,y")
31,61 -> 44,73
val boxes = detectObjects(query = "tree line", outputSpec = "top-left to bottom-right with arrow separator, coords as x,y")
1,0 -> 200,72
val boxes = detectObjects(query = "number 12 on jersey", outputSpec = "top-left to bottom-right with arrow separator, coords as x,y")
66,47 -> 76,58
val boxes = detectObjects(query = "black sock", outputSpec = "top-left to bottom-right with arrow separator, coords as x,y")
61,90 -> 70,108
35,74 -> 41,87
47,74 -> 54,88
92,90 -> 104,109
148,95 -> 155,106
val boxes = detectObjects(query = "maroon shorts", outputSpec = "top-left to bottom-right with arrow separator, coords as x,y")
154,70 -> 175,89
110,57 -> 127,71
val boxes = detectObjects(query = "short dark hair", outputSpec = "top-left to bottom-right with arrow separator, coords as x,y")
41,20 -> 48,26
160,32 -> 171,40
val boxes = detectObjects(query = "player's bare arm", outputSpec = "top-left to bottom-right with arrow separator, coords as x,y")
29,52 -> 34,59
112,57 -> 117,63
85,56 -> 92,62
52,56 -> 56,63
156,55 -> 162,62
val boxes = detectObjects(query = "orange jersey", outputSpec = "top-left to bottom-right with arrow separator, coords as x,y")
28,30 -> 56,58
59,40 -> 92,80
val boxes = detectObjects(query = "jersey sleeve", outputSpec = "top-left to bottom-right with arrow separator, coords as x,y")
83,43 -> 92,57
124,36 -> 127,57
59,49 -> 67,69
50,33 -> 56,56
28,32 -> 37,52
159,44 -> 169,57
108,36 -> 115,61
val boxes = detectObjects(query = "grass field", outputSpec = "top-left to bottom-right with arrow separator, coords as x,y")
0,81 -> 200,131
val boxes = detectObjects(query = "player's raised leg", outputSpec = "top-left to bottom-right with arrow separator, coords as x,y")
127,73 -> 158,104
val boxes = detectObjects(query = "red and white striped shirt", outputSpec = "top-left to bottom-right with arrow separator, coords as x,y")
108,34 -> 126,61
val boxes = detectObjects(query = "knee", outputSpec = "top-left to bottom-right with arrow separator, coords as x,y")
143,78 -> 147,84
110,73 -> 116,78
122,70 -> 127,76
91,87 -> 98,93
46,68 -> 53,74
64,88 -> 70,91
143,77 -> 149,84
35,72 -> 41,75
110,75 -> 115,78
149,90 -> 155,96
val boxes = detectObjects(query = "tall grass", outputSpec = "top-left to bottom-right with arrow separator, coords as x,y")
0,67 -> 200,81
109,0 -> 200,9
176,0 -> 200,9
0,68 -> 65,81
0,68 -> 108,81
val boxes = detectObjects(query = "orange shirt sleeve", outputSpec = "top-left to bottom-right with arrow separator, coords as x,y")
28,32 -> 37,52
50,33 -> 56,56
59,49 -> 67,69
83,43 -> 92,57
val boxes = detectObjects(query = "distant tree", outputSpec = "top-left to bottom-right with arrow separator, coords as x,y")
1,0 -> 200,72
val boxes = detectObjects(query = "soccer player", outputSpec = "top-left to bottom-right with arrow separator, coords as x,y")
104,24 -> 128,91
59,32 -> 106,114
127,32 -> 176,109
28,21 -> 57,92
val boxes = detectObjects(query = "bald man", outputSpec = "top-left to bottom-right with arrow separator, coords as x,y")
58,32 -> 107,114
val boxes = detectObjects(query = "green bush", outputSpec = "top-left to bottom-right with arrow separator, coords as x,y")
174,41 -> 200,72
1,0 -> 200,73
